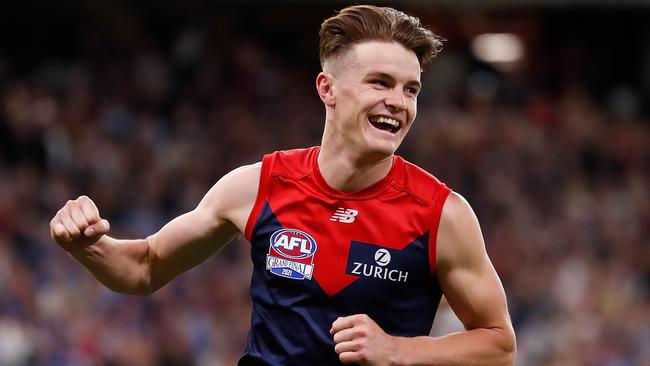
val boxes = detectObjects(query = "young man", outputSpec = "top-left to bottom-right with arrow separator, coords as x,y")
50,5 -> 516,365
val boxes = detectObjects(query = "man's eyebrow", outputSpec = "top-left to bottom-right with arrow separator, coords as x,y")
406,79 -> 422,89
366,72 -> 421,89
366,72 -> 394,81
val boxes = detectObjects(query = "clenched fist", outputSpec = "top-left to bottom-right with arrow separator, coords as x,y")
50,195 -> 110,251
331,314 -> 399,365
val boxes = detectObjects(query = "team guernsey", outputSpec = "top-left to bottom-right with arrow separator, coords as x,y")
240,147 -> 451,365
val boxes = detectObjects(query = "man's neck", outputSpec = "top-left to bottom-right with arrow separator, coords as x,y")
317,144 -> 393,193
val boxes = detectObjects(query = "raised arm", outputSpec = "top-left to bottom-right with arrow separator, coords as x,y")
331,192 -> 516,365
50,163 -> 261,295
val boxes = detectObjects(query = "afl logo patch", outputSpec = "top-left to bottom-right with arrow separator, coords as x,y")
266,228 -> 317,280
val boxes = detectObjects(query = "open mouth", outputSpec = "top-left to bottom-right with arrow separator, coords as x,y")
368,116 -> 401,134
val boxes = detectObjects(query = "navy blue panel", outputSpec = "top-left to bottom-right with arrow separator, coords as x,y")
242,201 -> 342,366
336,236 -> 442,336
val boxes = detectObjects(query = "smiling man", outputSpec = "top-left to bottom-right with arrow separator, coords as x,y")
50,5 -> 516,366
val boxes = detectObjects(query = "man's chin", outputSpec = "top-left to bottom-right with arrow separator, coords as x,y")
362,140 -> 400,160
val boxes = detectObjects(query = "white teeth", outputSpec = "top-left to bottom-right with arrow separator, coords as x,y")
373,116 -> 400,127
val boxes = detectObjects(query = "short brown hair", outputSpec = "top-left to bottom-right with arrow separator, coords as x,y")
319,5 -> 443,68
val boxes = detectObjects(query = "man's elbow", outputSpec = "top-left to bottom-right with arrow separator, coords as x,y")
496,325 -> 517,366
104,252 -> 156,296
102,276 -> 154,296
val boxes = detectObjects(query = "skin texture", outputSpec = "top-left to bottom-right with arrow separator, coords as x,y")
50,40 -> 515,365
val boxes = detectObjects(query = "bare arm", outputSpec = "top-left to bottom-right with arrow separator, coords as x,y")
50,163 -> 261,295
393,192 -> 516,365
331,192 -> 515,366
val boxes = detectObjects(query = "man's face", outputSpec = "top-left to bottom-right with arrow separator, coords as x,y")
325,41 -> 422,158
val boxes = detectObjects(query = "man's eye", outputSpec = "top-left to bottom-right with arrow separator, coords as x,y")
406,87 -> 419,95
372,80 -> 388,87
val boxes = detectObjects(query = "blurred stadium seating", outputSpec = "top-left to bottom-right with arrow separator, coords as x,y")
0,1 -> 648,365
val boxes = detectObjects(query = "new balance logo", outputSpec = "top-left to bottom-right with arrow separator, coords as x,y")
330,207 -> 358,223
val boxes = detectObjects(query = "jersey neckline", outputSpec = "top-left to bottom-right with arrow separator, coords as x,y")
310,146 -> 401,200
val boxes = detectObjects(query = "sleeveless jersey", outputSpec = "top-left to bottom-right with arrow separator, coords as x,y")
239,147 -> 451,365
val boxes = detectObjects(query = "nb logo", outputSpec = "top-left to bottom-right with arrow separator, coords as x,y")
329,207 -> 358,223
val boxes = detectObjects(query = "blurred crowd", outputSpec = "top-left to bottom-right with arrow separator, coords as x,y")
0,5 -> 649,366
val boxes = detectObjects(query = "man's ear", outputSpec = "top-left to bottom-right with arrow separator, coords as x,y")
316,72 -> 336,107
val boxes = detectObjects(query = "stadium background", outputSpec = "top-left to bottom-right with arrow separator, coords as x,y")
0,0 -> 648,364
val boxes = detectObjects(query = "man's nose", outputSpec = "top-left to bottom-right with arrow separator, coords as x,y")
384,88 -> 406,111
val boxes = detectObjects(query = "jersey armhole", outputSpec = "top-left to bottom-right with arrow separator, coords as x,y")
244,154 -> 274,240
428,185 -> 452,274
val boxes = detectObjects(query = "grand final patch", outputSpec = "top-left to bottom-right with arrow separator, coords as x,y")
267,228 -> 317,280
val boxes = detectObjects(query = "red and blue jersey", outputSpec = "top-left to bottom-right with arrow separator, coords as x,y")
240,147 -> 451,365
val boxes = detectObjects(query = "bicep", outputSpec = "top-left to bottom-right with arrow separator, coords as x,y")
147,163 -> 261,291
436,192 -> 511,331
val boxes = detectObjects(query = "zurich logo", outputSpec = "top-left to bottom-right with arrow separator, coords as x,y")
374,249 -> 391,266
346,245 -> 408,283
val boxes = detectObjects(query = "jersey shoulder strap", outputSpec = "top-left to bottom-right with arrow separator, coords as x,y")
243,147 -> 317,239
395,158 -> 452,274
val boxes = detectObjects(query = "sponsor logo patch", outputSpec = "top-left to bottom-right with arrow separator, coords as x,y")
346,242 -> 409,283
267,228 -> 317,280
